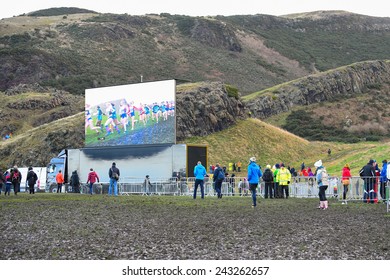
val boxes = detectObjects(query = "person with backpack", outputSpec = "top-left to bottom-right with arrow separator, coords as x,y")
70,170 -> 80,193
262,165 -> 274,199
315,160 -> 329,210
193,161 -> 207,199
10,166 -> 22,195
86,168 -> 100,195
213,163 -> 224,199
247,157 -> 262,207
108,162 -> 120,196
26,166 -> 38,194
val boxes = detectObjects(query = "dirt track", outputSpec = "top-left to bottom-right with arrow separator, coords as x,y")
0,194 -> 389,260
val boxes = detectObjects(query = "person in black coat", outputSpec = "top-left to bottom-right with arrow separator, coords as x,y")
359,159 -> 376,203
26,167 -> 38,194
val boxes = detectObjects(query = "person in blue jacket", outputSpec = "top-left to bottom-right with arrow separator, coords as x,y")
247,157 -> 262,207
193,161 -> 207,199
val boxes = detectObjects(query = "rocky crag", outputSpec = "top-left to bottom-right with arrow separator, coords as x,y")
244,60 -> 390,119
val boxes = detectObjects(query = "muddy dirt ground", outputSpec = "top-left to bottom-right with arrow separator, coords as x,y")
0,194 -> 389,260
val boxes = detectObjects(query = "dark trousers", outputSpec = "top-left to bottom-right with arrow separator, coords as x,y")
264,182 -> 273,198
281,184 -> 289,198
363,178 -> 374,202
57,183 -> 62,193
28,184 -> 35,194
319,185 -> 328,201
250,183 -> 258,206
274,182 -> 280,198
194,179 -> 205,199
343,184 -> 349,200
0,183 -> 2,194
380,181 -> 386,200
214,180 -> 222,198
12,182 -> 20,195
5,183 -> 11,195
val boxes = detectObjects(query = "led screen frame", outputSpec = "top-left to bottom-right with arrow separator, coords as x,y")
85,79 -> 176,147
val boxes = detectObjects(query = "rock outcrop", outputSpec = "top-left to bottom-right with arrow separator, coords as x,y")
176,82 -> 246,140
245,60 -> 390,119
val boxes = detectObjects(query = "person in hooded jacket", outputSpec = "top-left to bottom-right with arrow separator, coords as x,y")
277,163 -> 291,199
86,168 -> 100,195
273,163 -> 281,198
193,161 -> 207,199
247,157 -> 262,207
380,160 -> 388,201
341,164 -> 352,204
10,166 -> 21,195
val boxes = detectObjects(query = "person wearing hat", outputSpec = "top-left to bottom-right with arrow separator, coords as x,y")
247,157 -> 262,207
341,163 -> 352,204
359,159 -> 376,203
380,160 -> 388,201
262,164 -> 274,199
315,160 -> 329,209
276,163 -> 291,199
108,162 -> 120,196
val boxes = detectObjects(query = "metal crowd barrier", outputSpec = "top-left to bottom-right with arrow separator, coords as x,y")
74,176 -> 389,206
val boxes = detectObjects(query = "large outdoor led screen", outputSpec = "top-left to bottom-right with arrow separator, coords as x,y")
85,80 -> 176,147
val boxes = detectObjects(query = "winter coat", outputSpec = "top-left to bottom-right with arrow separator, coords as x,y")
87,171 -> 100,184
247,162 -> 262,184
342,167 -> 352,180
277,167 -> 291,186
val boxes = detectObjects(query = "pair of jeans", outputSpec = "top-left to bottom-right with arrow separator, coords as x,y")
194,179 -> 204,199
89,182 -> 94,194
264,182 -> 273,198
250,183 -> 258,206
57,183 -> 62,193
108,178 -> 118,196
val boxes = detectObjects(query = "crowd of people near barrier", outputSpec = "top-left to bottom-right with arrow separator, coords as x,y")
1,158 -> 389,211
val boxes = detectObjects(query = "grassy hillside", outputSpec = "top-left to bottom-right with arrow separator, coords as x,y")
183,118 -> 389,176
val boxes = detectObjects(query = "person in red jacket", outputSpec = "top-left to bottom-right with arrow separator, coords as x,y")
341,164 -> 352,204
86,168 -> 100,195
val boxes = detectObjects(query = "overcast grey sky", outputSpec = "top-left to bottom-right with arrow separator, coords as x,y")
1,0 -> 389,19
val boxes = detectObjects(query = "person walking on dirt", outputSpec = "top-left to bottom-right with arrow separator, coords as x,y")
213,163 -> 224,198
315,160 -> 329,210
86,168 -> 100,195
56,170 -> 64,193
108,162 -> 120,196
70,170 -> 80,193
247,157 -> 262,207
10,166 -> 22,195
26,167 -> 38,194
193,161 -> 207,199
341,164 -> 352,204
